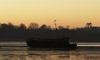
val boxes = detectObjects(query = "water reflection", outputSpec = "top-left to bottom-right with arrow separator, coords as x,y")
0,51 -> 69,60
1,50 -> 100,60
0,46 -> 100,60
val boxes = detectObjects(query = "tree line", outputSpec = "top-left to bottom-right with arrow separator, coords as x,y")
0,22 -> 100,42
0,22 -> 100,32
0,22 -> 71,30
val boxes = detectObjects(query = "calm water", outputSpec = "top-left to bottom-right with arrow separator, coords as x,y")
0,42 -> 100,60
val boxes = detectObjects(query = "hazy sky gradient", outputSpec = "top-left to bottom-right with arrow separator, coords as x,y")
0,0 -> 100,28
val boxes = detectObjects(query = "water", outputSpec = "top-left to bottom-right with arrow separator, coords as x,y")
0,42 -> 100,60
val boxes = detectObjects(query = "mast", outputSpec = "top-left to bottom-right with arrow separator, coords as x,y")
54,20 -> 57,30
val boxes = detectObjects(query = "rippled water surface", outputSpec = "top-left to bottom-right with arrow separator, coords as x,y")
0,42 -> 100,60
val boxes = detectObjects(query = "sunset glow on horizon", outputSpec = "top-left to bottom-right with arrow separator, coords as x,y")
0,0 -> 100,28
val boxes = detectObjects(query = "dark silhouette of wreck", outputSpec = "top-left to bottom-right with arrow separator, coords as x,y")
26,37 -> 77,50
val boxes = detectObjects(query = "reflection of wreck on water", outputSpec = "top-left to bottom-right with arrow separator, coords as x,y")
26,37 -> 77,50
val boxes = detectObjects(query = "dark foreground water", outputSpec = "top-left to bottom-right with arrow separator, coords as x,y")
0,42 -> 100,60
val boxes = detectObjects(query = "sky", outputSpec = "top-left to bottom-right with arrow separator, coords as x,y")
0,0 -> 100,28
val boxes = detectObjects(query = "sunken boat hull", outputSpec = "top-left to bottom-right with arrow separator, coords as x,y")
26,37 -> 77,50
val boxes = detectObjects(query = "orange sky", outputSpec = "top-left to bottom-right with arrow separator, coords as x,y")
0,0 -> 100,28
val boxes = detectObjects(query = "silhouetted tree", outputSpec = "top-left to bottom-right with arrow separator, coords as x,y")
58,26 -> 65,30
8,22 -> 13,26
0,23 -> 1,30
1,24 -> 8,30
19,23 -> 26,30
28,23 -> 39,29
8,22 -> 15,30
86,22 -> 92,28
0,23 -> 1,28
66,26 -> 70,29
40,24 -> 47,29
